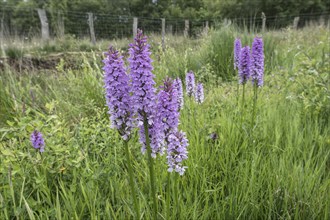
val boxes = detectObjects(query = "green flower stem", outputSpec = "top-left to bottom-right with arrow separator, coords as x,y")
143,114 -> 158,220
240,83 -> 246,128
252,84 -> 258,126
174,173 -> 180,219
236,74 -> 240,107
123,140 -> 140,219
166,172 -> 171,220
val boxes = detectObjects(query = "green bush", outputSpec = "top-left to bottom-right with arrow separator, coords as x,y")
5,47 -> 25,59
294,54 -> 330,127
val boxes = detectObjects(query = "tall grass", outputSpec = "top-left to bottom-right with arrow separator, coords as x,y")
0,25 -> 329,219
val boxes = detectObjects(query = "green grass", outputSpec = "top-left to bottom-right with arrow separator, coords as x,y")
0,25 -> 329,219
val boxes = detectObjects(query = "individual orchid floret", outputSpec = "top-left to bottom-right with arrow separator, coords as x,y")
30,130 -> 45,153
167,131 -> 189,175
251,37 -> 264,87
195,83 -> 204,104
239,46 -> 251,85
234,38 -> 242,70
185,71 -> 195,97
173,78 -> 184,110
103,46 -> 135,140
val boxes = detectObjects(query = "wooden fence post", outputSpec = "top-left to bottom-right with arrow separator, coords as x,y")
261,12 -> 266,32
88,12 -> 96,45
319,15 -> 325,27
223,18 -> 227,26
0,14 -> 4,42
184,19 -> 189,38
203,21 -> 209,35
250,15 -> 253,31
37,9 -> 50,41
133,17 -> 138,38
223,18 -> 232,27
293,17 -> 300,29
57,11 -> 64,38
161,18 -> 165,51
167,25 -> 173,35
0,14 -> 4,51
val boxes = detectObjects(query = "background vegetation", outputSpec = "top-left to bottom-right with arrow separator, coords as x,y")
0,0 -> 329,39
2,0 -> 329,19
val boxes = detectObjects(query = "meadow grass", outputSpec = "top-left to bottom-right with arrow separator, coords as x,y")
0,25 -> 329,219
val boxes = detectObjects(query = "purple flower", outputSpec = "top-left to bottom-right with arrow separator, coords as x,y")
234,38 -> 242,70
173,78 -> 184,110
157,78 -> 180,145
167,131 -> 188,175
30,130 -> 45,153
128,30 -> 161,157
251,37 -> 264,86
128,30 -> 156,117
195,83 -> 204,104
139,121 -> 165,158
103,47 -> 135,140
209,132 -> 218,141
239,46 -> 251,85
129,30 -> 156,115
185,71 -> 195,97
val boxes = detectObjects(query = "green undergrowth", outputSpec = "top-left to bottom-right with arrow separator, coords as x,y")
0,26 -> 329,219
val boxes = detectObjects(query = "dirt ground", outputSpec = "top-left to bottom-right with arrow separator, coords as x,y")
0,53 -> 89,72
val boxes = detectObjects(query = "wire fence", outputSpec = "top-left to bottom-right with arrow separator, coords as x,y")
0,6 -> 329,42
224,12 -> 330,30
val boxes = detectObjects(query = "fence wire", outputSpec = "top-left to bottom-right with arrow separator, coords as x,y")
0,7 -> 329,41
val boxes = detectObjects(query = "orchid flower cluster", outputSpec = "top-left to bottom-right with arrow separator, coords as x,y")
234,37 -> 265,126
173,78 -> 184,110
185,70 -> 204,104
234,37 -> 264,86
30,130 -> 45,153
103,30 -> 188,175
